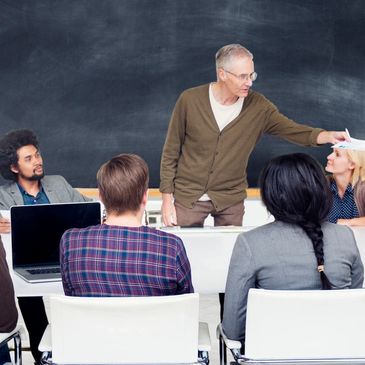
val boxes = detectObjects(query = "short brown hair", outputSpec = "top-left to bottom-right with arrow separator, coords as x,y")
97,154 -> 149,215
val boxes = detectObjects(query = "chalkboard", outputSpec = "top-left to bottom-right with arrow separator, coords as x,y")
0,0 -> 364,188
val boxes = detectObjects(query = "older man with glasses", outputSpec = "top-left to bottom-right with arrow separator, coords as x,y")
160,43 -> 348,228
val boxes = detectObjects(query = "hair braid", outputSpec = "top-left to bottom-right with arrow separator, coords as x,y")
260,153 -> 334,291
298,221 -> 332,290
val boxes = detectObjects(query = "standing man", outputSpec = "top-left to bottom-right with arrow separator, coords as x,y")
160,44 -> 348,227
0,129 -> 91,365
60,154 -> 193,297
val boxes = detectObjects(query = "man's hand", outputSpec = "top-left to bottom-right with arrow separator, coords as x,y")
161,193 -> 177,227
316,131 -> 350,145
0,217 -> 11,234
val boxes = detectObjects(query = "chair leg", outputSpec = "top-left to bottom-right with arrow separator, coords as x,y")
40,351 -> 52,365
219,335 -> 227,365
198,350 -> 209,365
13,333 -> 22,365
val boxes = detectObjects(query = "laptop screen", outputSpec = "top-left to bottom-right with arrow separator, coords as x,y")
11,202 -> 101,268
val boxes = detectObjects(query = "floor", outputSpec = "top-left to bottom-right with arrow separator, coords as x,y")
12,294 -> 233,365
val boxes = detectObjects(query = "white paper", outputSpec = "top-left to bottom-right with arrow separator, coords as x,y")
332,129 -> 365,150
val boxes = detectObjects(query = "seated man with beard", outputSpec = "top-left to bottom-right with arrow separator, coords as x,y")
0,129 -> 90,364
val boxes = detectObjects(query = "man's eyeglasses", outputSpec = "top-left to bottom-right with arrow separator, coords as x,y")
224,69 -> 258,82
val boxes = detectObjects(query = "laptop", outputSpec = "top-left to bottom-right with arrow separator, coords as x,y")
11,201 -> 101,283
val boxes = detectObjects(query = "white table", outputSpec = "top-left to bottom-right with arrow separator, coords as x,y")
3,225 -> 365,296
1,226 -> 248,295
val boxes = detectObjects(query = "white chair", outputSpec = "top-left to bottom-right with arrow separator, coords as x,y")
39,293 -> 211,364
0,325 -> 22,365
218,288 -> 365,364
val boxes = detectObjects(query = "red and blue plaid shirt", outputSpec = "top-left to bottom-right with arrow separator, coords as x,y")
60,224 -> 193,297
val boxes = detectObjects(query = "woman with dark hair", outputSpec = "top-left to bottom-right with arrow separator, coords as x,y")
222,153 -> 364,346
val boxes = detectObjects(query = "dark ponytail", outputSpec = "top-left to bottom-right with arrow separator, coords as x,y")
260,153 -> 333,290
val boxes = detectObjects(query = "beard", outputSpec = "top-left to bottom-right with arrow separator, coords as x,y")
28,171 -> 45,181
19,167 -> 45,181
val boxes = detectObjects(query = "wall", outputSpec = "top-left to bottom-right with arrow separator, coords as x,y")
0,0 -> 364,187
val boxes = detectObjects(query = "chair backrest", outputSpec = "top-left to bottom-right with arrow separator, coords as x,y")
245,288 -> 365,360
48,293 -> 199,364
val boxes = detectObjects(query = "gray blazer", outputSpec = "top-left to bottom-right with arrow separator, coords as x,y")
0,175 -> 91,210
222,221 -> 364,342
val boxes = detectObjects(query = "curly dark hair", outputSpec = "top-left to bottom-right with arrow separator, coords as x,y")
0,129 -> 39,181
259,153 -> 333,290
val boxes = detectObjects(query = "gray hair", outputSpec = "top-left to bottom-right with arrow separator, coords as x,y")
215,44 -> 253,70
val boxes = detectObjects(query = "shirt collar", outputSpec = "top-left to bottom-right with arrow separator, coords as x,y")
330,179 -> 353,197
17,182 -> 44,197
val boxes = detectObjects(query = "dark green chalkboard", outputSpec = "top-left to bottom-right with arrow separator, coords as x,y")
0,0 -> 364,187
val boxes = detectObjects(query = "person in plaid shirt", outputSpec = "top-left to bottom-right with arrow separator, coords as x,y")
60,153 -> 193,297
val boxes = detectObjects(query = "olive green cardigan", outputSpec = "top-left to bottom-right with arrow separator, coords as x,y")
160,84 -> 323,211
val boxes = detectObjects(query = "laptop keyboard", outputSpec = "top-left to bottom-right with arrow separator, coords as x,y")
27,267 -> 61,275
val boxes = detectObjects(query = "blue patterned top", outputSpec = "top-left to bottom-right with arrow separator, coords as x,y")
327,179 -> 359,223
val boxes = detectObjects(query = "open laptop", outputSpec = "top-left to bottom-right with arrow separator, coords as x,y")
11,201 -> 101,283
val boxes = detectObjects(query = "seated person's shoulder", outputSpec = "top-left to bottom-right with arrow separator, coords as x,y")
153,228 -> 185,245
322,221 -> 352,234
237,221 -> 278,242
322,221 -> 357,245
42,175 -> 92,202
0,180 -> 15,192
62,224 -> 100,241
42,175 -> 69,185
0,181 -> 17,210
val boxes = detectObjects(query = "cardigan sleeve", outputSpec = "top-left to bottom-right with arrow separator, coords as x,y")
58,176 -> 92,202
159,92 -> 187,194
262,96 -> 324,147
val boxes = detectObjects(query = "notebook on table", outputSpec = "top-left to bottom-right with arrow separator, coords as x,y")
11,201 -> 101,283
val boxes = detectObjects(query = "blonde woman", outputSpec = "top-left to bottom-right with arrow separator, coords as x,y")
325,147 -> 365,225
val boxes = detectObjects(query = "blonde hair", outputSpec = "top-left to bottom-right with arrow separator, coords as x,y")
346,149 -> 365,216
346,149 -> 365,186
